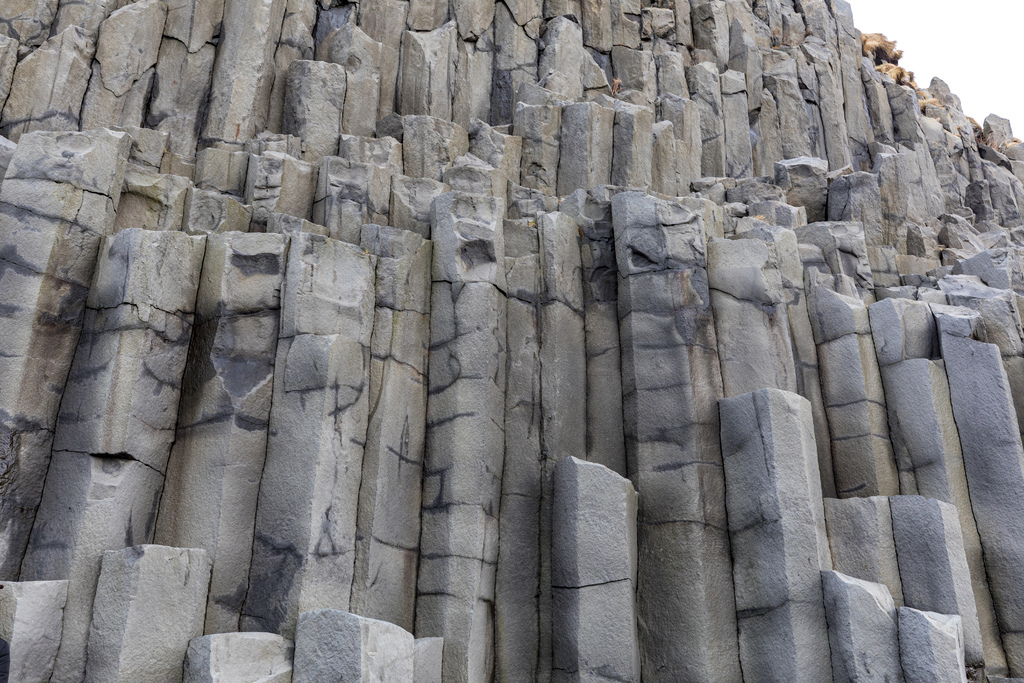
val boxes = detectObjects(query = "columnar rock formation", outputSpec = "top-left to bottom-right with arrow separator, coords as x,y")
3,0 -> 1024,681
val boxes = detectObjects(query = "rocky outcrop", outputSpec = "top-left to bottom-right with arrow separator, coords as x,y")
2,0 -> 1024,681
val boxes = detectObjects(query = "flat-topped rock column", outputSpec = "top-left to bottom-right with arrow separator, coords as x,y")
243,233 -> 375,638
155,232 -> 288,635
349,225 -> 431,632
183,632 -> 293,683
416,191 -> 506,683
0,129 -> 131,578
823,497 -> 904,607
613,191 -> 741,682
806,281 -> 898,497
551,457 -> 640,682
720,388 -> 833,683
85,545 -> 212,683
870,297 -> 1006,672
898,607 -> 969,683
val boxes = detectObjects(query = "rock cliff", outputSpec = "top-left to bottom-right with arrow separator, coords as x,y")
2,0 -> 1024,681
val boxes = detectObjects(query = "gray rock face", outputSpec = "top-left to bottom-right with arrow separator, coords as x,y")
293,609 -> 414,682
5,0 -> 1024,678
243,234 -> 375,639
898,607 -> 969,683
721,388 -> 833,683
0,580 -> 68,683
85,545 -> 212,683
821,571 -> 902,683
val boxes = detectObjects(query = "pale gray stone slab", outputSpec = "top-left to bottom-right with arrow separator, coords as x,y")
823,497 -> 904,607
413,637 -> 443,683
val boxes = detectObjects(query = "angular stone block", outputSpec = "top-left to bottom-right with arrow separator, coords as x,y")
821,571 -> 902,683
283,59 -> 346,163
898,607 -> 968,683
391,174 -> 448,238
313,155 -> 391,244
890,495 -> 984,668
293,610 -> 414,682
245,151 -> 316,225
113,167 -> 190,232
515,102 -> 561,196
823,497 -> 904,607
0,580 -> 67,683
398,23 -> 457,120
720,388 -> 833,683
182,187 -> 253,235
317,24 -> 383,138
85,545 -> 211,683
402,115 -> 469,182
551,457 -> 640,682
183,632 -> 293,683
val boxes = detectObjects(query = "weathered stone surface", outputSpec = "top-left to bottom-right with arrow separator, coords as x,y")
686,62 -> 726,179
515,101 -> 561,196
936,304 -> 1024,673
183,187 -> 253,235
243,234 -> 375,639
201,0 -> 286,146
85,545 -> 211,683
898,607 -> 969,683
183,632 -> 293,683
114,167 -> 190,232
823,497 -> 904,607
890,495 -> 983,668
805,281 -> 897,497
349,225 -> 431,633
0,129 -> 131,577
418,191 -> 506,683
557,101 -> 614,196
391,174 -> 448,237
552,457 -> 640,682
318,24 -> 382,139
538,17 -> 609,102
403,115 -> 469,182
721,389 -> 833,683
293,609 -> 414,682
245,150 -> 315,225
708,237 -> 796,397
313,155 -> 391,244
398,23 -> 457,120
283,60 -> 346,163
0,580 -> 67,683
821,571 -> 902,683
156,232 -> 287,634
609,99 -> 654,189
414,637 -> 444,683
0,27 -> 94,140
613,191 -> 740,682
80,0 -> 166,131
777,157 -> 829,223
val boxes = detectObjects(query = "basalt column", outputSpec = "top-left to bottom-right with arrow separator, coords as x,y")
613,191 -> 742,682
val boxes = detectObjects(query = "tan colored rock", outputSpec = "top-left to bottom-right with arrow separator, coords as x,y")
398,23 -> 457,120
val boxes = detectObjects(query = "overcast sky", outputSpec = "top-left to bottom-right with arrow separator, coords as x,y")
848,0 -> 1024,132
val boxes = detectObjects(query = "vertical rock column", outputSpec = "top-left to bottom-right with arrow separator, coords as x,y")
613,191 -> 742,682
155,232 -> 289,635
936,304 -> 1024,675
805,280 -> 898,497
868,297 -> 1006,672
551,457 -> 640,682
85,545 -> 212,683
416,191 -> 507,683
22,228 -> 207,683
242,234 -> 375,637
720,388 -> 834,683
0,129 -> 130,578
349,225 -> 432,632
495,216 -> 542,683
562,189 -> 626,475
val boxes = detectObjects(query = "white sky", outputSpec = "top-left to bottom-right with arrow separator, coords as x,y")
848,0 -> 1024,132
